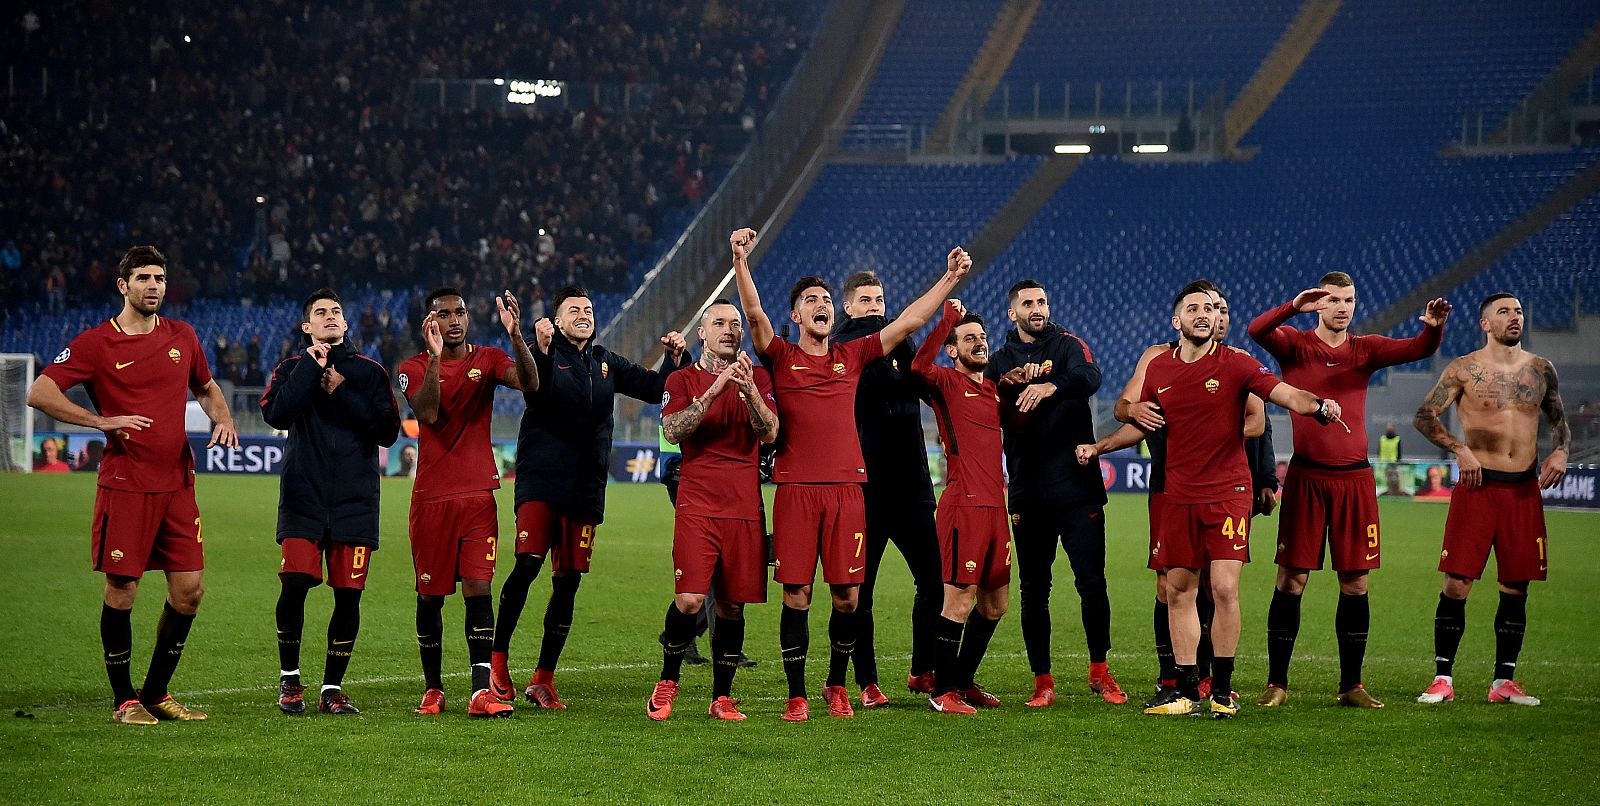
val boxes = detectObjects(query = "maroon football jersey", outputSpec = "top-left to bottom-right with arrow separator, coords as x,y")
759,335 -> 883,484
662,362 -> 776,520
41,316 -> 212,492
1250,301 -> 1442,465
398,345 -> 515,502
1141,341 -> 1283,504
913,302 -> 1004,508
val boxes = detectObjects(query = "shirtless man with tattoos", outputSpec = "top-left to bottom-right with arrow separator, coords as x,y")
1412,293 -> 1570,707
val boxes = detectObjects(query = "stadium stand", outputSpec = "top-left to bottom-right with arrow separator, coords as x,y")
1,0 -> 817,360
851,0 -> 1005,138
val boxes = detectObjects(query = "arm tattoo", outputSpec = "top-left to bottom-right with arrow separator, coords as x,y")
742,390 -> 777,439
1540,359 -> 1571,453
1413,361 -> 1466,452
662,396 -> 712,444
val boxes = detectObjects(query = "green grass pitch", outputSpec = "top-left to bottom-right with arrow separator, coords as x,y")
1,474 -> 1596,803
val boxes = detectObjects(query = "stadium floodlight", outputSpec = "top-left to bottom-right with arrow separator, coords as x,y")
1132,144 -> 1169,154
1053,144 -> 1092,154
493,78 -> 505,86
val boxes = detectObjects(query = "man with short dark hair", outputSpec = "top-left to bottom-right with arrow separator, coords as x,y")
731,228 -> 968,721
29,245 -> 239,724
831,270 -> 943,707
490,284 -> 692,709
397,286 -> 537,717
261,288 -> 402,715
1080,281 -> 1344,718
1248,272 -> 1449,708
985,279 -> 1123,707
1413,293 -> 1568,707
648,300 -> 779,721
911,301 -> 1011,714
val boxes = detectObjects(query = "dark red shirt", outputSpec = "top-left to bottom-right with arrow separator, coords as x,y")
662,362 -> 777,520
1249,301 -> 1442,466
1141,341 -> 1283,504
41,316 -> 212,492
759,335 -> 883,484
398,345 -> 515,502
913,302 -> 1004,508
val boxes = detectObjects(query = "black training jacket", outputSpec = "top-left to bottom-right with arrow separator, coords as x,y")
833,314 -> 935,507
515,323 -> 692,523
985,322 -> 1106,511
260,341 -> 401,546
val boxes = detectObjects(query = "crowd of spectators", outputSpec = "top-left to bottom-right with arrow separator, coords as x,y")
0,0 -> 814,318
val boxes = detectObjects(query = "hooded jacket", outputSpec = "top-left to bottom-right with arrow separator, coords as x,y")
984,321 -> 1106,510
261,341 -> 401,545
515,322 -> 692,522
833,314 -> 935,506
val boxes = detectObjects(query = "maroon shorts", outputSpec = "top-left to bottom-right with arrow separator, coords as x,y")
514,501 -> 598,574
1275,463 -> 1382,572
772,483 -> 867,586
280,537 -> 373,589
673,514 -> 768,604
409,492 -> 499,595
937,504 -> 1011,589
91,485 -> 204,578
1440,472 -> 1548,582
1150,493 -> 1252,570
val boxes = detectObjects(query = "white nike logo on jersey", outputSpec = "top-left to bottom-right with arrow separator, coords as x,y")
1326,362 -> 1340,366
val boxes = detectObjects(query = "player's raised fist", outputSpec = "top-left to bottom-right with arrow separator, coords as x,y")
307,341 -> 332,367
1420,297 -> 1452,327
949,299 -> 965,316
1292,288 -> 1332,312
661,331 -> 687,361
534,318 -> 555,354
947,247 -> 971,277
730,228 -> 757,261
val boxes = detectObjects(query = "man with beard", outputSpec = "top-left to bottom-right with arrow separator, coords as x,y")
29,245 -> 239,724
911,301 -> 1011,714
647,300 -> 779,721
985,280 -> 1124,707
1248,272 -> 1449,709
831,270 -> 943,707
1078,281 -> 1343,718
1413,293 -> 1568,707
731,227 -> 968,721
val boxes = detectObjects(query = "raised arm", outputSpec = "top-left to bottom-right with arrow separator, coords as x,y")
1537,357 -> 1570,490
1249,289 -> 1327,357
1266,381 -> 1342,427
411,315 -> 445,424
1365,298 -> 1449,369
911,300 -> 961,376
880,247 -> 971,353
1075,422 -> 1150,466
1115,343 -> 1167,430
729,228 -> 773,355
1411,357 -> 1477,485
498,290 -> 540,393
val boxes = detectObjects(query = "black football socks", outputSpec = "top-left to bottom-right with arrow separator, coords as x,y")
1335,592 -> 1370,691
1434,593 -> 1467,678
416,595 -> 445,690
101,603 -> 136,707
140,600 -> 194,705
1265,588 -> 1302,688
537,574 -> 581,672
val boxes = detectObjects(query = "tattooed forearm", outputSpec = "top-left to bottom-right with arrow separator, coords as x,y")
663,397 -> 712,444
1541,359 -> 1571,453
741,387 -> 778,440
1414,364 -> 1466,452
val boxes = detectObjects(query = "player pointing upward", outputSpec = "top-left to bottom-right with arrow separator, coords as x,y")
731,227 -> 968,721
